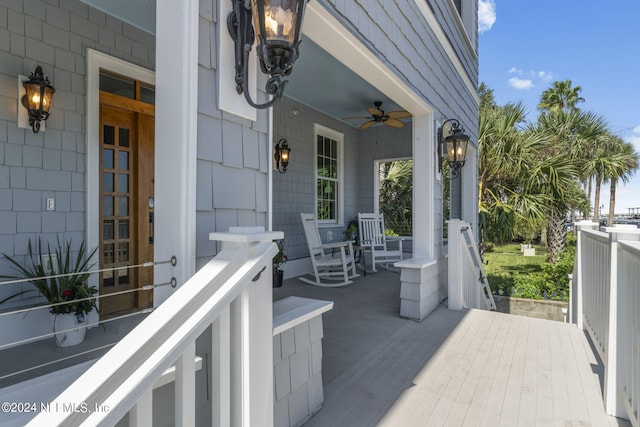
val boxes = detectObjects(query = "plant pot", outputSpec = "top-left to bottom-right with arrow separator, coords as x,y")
273,270 -> 284,288
53,312 -> 88,347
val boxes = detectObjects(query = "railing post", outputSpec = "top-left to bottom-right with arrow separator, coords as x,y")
447,219 -> 464,310
572,221 -> 598,330
603,227 -> 640,418
210,227 -> 282,427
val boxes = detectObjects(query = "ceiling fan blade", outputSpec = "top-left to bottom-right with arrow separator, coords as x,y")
360,120 -> 376,130
342,116 -> 370,120
367,107 -> 384,117
383,118 -> 405,128
387,110 -> 412,119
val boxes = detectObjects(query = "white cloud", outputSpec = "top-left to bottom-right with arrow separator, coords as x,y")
633,125 -> 640,134
628,134 -> 640,152
537,71 -> 553,82
478,0 -> 496,33
505,68 -> 553,90
508,77 -> 533,90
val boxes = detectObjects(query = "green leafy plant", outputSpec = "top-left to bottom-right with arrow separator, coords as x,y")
273,239 -> 287,272
511,274 -> 545,300
1,238 -> 98,315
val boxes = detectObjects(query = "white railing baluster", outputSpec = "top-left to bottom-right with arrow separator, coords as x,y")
211,306 -> 231,427
176,341 -> 196,426
129,389 -> 153,427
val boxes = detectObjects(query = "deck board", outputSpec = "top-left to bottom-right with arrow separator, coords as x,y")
274,270 -> 630,427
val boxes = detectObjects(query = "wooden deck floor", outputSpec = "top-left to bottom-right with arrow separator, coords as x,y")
274,270 -> 630,427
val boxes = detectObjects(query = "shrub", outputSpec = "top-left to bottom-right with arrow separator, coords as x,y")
511,274 -> 545,300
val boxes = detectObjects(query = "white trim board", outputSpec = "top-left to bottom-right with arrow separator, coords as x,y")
85,49 -> 155,291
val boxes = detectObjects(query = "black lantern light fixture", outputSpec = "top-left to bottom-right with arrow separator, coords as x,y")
438,118 -> 469,179
274,138 -> 291,173
22,66 -> 55,133
227,0 -> 308,109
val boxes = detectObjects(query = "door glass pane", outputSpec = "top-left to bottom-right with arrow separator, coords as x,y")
118,273 -> 129,285
103,243 -> 115,265
119,128 -> 130,147
103,220 -> 114,240
118,220 -> 129,238
102,270 -> 114,287
103,149 -> 114,168
118,242 -> 129,262
103,196 -> 113,216
118,196 -> 128,216
118,152 -> 129,170
104,125 -> 114,145
118,174 -> 128,193
103,172 -> 114,192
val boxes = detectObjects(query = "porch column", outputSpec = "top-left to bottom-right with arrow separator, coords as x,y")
154,0 -> 199,304
396,114 -> 444,321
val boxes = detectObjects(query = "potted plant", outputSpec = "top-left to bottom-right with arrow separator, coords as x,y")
272,239 -> 287,288
344,220 -> 359,243
1,238 -> 98,347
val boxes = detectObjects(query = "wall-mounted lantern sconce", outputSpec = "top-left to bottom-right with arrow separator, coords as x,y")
21,66 -> 55,133
438,118 -> 469,179
274,138 -> 291,173
227,0 -> 308,109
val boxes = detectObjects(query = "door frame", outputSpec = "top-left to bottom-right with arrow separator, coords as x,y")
86,49 -> 155,302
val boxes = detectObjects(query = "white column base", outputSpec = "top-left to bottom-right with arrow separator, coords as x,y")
396,258 -> 446,321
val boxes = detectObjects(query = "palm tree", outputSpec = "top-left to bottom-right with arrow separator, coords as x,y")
379,160 -> 413,235
536,109 -> 608,221
533,110 -> 606,262
606,139 -> 639,225
537,79 -> 585,112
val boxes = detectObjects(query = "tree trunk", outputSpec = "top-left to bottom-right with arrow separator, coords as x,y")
583,177 -> 593,219
547,210 -> 566,264
593,177 -> 602,223
608,177 -> 617,226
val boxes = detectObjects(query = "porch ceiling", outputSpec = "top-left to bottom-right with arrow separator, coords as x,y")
285,38 -> 409,129
88,0 -> 408,128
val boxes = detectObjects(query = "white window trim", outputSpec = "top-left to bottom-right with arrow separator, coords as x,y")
314,123 -> 344,226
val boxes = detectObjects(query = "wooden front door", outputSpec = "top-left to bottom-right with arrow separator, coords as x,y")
99,92 -> 154,318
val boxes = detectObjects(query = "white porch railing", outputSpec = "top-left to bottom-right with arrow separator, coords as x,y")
572,223 -> 640,425
447,220 -> 495,311
28,227 -> 282,427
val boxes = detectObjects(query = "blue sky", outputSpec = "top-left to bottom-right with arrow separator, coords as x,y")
478,0 -> 640,214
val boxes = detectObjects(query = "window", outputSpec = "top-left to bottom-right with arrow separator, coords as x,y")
315,125 -> 343,224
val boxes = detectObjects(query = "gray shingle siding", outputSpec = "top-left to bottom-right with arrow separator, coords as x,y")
0,0 -> 154,274
272,97 -> 412,261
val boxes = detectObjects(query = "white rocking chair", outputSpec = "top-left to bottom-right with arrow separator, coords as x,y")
299,213 -> 359,287
358,212 -> 404,272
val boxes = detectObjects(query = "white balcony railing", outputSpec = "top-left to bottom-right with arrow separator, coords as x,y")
447,219 -> 495,311
27,227 -> 281,427
573,222 -> 640,426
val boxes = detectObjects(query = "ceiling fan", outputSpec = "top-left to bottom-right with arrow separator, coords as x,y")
343,101 -> 411,130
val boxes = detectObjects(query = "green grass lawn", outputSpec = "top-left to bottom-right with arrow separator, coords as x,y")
483,243 -> 547,293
